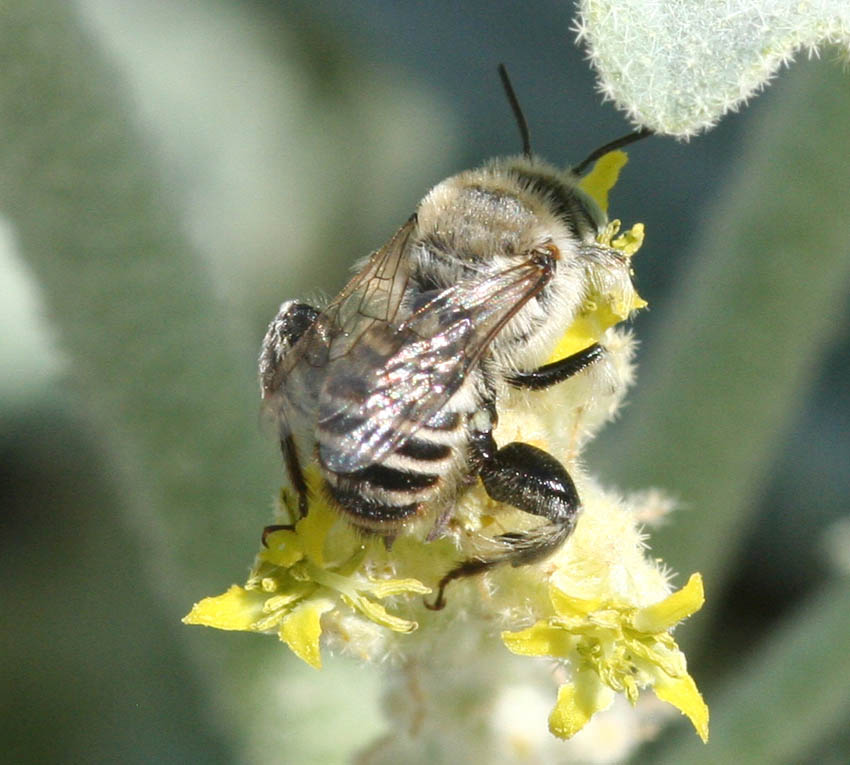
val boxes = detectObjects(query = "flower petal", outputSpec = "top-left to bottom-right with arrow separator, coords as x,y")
549,670 -> 615,740
259,529 -> 304,568
612,222 -> 645,257
342,593 -> 419,634
550,586 -> 604,617
633,573 -> 705,633
279,597 -> 336,669
653,671 -> 710,743
295,502 -> 338,566
502,623 -> 574,659
362,576 -> 431,599
578,150 -> 628,213
182,585 -> 268,631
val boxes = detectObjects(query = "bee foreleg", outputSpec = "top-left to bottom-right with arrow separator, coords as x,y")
507,342 -> 603,390
426,439 -> 579,610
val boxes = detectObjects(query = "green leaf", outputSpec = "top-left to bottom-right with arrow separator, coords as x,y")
593,57 -> 850,637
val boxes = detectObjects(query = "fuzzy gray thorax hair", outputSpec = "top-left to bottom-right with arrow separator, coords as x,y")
407,156 -> 610,373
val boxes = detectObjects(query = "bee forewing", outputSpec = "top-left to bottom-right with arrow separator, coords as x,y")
317,256 -> 552,474
327,216 -> 416,360
264,217 -> 418,433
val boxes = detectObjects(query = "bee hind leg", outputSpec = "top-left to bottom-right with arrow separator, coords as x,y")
425,440 -> 579,610
259,300 -> 319,541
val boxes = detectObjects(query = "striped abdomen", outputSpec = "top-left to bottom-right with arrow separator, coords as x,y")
321,407 -> 471,532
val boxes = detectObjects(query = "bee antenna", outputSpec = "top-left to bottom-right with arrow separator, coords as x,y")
573,127 -> 653,175
498,64 -> 532,158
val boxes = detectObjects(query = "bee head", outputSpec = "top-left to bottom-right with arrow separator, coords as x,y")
404,67 -> 651,368
413,155 -> 604,276
409,66 -> 651,289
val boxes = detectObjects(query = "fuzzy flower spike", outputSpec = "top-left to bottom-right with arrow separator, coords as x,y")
185,150 -> 707,759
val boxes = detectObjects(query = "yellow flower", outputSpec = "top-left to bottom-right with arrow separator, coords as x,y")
578,149 -> 628,214
502,573 -> 709,742
184,150 -> 707,755
183,491 -> 430,668
547,151 -> 647,363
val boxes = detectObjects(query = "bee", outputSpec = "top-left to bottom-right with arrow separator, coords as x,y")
259,67 -> 650,609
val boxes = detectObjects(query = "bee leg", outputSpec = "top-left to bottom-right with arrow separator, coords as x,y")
259,300 -> 320,537
262,437 -> 308,543
281,432 -> 309,518
507,342 -> 603,390
425,438 -> 579,610
479,441 -> 580,561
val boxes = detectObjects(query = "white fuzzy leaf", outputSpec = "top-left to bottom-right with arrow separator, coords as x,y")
576,0 -> 850,136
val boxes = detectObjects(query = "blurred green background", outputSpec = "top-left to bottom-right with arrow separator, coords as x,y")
2,1 -> 849,763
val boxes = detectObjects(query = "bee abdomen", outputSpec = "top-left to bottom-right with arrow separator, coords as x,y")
395,437 -> 452,461
325,463 -> 441,529
320,390 -> 473,530
325,486 -> 421,525
348,464 -> 440,492
323,426 -> 465,530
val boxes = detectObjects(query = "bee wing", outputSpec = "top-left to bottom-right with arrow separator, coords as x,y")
317,256 -> 552,473
323,215 -> 417,360
262,216 -> 417,418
